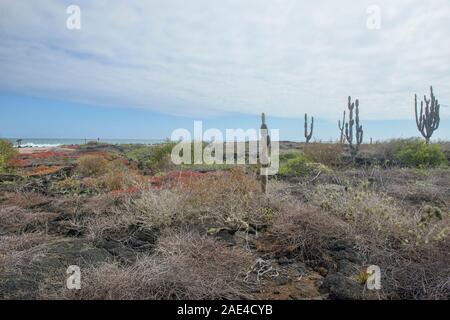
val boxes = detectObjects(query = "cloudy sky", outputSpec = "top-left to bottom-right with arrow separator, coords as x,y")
0,0 -> 449,139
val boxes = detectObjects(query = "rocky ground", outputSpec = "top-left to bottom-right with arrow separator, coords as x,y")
0,142 -> 448,300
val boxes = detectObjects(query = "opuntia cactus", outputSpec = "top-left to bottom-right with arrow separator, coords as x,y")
260,112 -> 271,193
415,86 -> 440,144
304,113 -> 314,144
342,96 -> 363,163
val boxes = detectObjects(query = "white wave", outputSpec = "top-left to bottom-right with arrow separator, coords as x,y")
19,142 -> 62,148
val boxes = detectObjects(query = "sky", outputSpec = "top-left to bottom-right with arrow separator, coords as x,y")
0,0 -> 449,140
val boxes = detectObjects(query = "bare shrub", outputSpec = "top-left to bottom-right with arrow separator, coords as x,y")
76,155 -> 108,177
64,230 -> 254,300
260,204 -> 350,261
310,184 -> 408,246
84,209 -> 136,242
98,170 -> 143,192
373,240 -> 449,299
386,180 -> 448,207
300,181 -> 449,299
0,233 -> 55,256
0,206 -> 58,233
2,192 -> 51,209
82,189 -> 181,242
129,189 -> 184,228
0,233 -> 56,271
182,167 -> 270,231
113,167 -> 270,233
304,143 -> 344,167
83,193 -> 133,214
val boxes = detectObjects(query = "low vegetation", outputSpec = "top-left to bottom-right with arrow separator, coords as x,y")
76,155 -> 108,177
0,140 -> 18,173
0,140 -> 448,300
63,231 -> 254,300
395,140 -> 447,168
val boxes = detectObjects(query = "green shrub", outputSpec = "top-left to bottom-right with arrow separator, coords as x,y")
373,138 -> 414,163
279,152 -> 298,162
0,139 -> 18,173
148,142 -> 177,171
126,146 -> 153,168
126,142 -> 177,172
396,140 -> 447,168
279,153 -> 331,176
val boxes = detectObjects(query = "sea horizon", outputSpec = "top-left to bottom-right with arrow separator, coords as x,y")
5,138 -> 166,148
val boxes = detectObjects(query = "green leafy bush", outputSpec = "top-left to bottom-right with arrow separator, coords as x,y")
126,142 -> 177,172
126,146 -> 153,168
372,138 -> 414,163
396,140 -> 447,168
0,139 -> 18,173
148,142 -> 177,170
279,153 -> 331,176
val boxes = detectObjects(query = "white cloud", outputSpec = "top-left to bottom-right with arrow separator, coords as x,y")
0,0 -> 449,119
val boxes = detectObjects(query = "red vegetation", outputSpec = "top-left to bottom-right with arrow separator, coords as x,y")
25,166 -> 63,177
9,158 -> 29,168
149,170 -> 222,189
77,151 -> 116,161
21,151 -> 70,160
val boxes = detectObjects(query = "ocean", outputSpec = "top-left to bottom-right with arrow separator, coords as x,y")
6,138 -> 165,148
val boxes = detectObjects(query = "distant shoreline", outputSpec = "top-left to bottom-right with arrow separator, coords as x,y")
6,138 -> 166,148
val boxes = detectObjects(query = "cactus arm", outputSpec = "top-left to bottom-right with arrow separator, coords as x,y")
354,99 -> 363,147
338,110 -> 346,144
434,104 -> 440,130
304,113 -> 314,143
345,123 -> 349,140
415,94 -> 421,130
357,125 -> 363,145
305,113 -> 308,142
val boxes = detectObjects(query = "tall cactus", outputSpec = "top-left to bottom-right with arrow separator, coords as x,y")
415,86 -> 440,144
338,110 -> 346,144
260,112 -> 271,193
304,113 -> 314,144
342,96 -> 363,163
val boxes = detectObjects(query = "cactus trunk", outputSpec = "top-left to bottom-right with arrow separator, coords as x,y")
415,86 -> 440,144
260,112 -> 271,193
304,113 -> 314,144
342,96 -> 363,163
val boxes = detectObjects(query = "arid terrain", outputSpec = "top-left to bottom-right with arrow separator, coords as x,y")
0,140 -> 449,300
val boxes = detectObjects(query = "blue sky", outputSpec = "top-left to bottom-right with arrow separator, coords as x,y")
0,1 -> 449,140
1,93 -> 448,141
